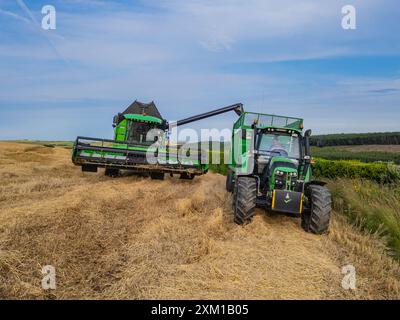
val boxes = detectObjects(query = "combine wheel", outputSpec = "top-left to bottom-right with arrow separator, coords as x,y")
150,172 -> 165,180
105,168 -> 120,177
179,173 -> 195,180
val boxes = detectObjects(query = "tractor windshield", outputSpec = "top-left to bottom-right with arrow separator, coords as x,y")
258,133 -> 300,159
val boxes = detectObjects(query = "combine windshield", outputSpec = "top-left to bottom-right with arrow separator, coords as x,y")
258,133 -> 301,159
127,121 -> 158,145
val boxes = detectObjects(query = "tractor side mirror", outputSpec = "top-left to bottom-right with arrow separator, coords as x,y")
304,129 -> 312,157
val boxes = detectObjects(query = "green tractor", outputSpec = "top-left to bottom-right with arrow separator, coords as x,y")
226,112 -> 332,234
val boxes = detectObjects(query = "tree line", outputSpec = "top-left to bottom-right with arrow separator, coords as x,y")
310,132 -> 400,147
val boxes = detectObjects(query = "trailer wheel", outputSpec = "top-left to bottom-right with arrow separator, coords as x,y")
150,172 -> 165,180
226,170 -> 234,192
105,168 -> 119,177
301,185 -> 332,234
233,176 -> 257,225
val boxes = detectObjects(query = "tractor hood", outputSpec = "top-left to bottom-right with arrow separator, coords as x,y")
268,156 -> 299,191
269,156 -> 298,174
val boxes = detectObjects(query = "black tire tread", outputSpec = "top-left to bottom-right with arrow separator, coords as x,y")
226,170 -> 234,192
233,177 -> 257,225
302,185 -> 331,234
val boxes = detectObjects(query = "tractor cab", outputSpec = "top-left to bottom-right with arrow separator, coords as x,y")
256,129 -> 301,192
230,112 -> 304,188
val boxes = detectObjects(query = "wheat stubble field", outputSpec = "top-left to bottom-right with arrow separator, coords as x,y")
0,142 -> 399,299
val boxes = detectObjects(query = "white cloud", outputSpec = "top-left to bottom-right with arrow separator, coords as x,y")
0,8 -> 31,24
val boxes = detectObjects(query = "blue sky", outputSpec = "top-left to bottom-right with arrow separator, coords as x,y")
0,0 -> 399,140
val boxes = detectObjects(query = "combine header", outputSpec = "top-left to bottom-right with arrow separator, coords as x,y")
72,101 -> 243,179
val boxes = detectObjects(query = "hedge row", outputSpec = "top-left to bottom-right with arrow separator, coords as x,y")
313,158 -> 400,184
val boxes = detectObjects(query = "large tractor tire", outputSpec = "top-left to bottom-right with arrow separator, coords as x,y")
150,172 -> 165,180
233,176 -> 257,225
301,185 -> 332,234
226,170 -> 234,192
105,168 -> 119,177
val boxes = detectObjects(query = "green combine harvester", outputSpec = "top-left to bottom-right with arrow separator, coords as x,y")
225,112 -> 332,233
72,100 -> 243,180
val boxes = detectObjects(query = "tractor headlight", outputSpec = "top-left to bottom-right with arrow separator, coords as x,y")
289,172 -> 297,177
276,170 -> 284,176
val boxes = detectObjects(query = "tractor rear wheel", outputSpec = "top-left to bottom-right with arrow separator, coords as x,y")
233,176 -> 257,225
226,170 -> 234,192
301,185 -> 332,234
105,168 -> 119,177
150,172 -> 165,180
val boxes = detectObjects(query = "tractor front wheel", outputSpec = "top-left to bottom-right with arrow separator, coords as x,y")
301,185 -> 332,234
233,176 -> 257,225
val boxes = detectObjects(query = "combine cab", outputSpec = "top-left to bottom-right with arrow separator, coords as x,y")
72,101 -> 243,180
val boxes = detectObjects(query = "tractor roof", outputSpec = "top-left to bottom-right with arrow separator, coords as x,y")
237,112 -> 304,132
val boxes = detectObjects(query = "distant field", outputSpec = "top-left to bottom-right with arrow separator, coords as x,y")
312,146 -> 400,164
3,140 -> 74,148
338,145 -> 400,153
